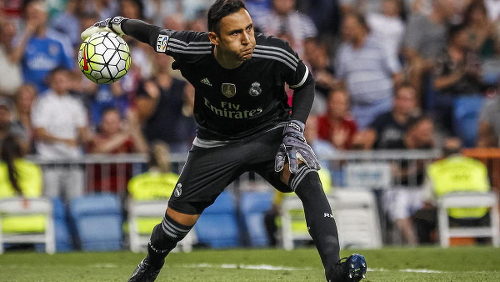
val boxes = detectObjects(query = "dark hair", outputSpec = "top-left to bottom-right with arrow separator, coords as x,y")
463,0 -> 487,26
1,134 -> 24,195
447,23 -> 467,43
207,0 -> 247,33
394,82 -> 416,97
406,115 -> 433,132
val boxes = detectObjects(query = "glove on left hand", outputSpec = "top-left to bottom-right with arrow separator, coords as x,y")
274,120 -> 321,174
81,16 -> 127,40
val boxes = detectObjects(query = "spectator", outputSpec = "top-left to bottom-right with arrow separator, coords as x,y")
135,54 -> 196,154
299,0 -> 341,41
49,0 -> 81,48
477,92 -> 500,147
414,137 -> 491,244
366,0 -> 405,61
317,88 -> 358,150
462,0 -> 498,59
335,12 -> 403,129
353,83 -> 419,150
433,23 -> 484,145
383,115 -> 436,245
128,141 -> 179,200
17,0 -> 73,93
0,97 -> 27,149
89,107 -> 148,154
14,84 -> 37,151
32,67 -> 91,203
403,0 -> 454,105
303,39 -> 338,104
255,0 -> 318,57
0,133 -> 42,198
0,17 -> 23,96
88,107 -> 148,192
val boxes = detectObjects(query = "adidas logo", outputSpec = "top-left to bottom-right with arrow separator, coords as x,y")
200,78 -> 212,86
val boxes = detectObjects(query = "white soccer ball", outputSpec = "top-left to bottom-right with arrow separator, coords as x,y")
78,31 -> 131,84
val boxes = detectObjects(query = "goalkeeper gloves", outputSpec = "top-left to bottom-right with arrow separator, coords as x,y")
274,120 -> 321,174
81,16 -> 127,40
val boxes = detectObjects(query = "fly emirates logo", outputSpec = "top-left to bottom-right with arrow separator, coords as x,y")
204,98 -> 263,119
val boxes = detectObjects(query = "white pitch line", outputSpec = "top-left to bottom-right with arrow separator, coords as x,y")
179,263 -> 313,271
369,268 -> 445,274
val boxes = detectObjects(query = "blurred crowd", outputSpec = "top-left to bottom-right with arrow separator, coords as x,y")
0,0 -> 499,248
1,0 -> 500,160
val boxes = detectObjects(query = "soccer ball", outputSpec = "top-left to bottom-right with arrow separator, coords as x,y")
78,31 -> 131,84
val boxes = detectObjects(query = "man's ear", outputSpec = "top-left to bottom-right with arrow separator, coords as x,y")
208,31 -> 218,45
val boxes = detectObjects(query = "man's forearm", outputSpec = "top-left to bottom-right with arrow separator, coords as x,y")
121,19 -> 162,45
290,81 -> 315,123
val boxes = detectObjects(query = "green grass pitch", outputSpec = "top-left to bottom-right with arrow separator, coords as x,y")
0,246 -> 499,281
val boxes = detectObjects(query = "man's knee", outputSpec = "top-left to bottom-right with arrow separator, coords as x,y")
166,208 -> 199,226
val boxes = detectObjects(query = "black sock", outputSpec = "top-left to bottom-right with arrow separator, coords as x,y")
294,171 -> 340,269
147,213 -> 192,267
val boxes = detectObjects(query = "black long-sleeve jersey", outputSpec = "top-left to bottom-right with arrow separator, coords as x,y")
123,20 -> 314,141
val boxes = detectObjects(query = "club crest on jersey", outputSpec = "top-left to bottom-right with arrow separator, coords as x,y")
249,82 -> 262,96
221,83 -> 237,98
156,34 -> 169,52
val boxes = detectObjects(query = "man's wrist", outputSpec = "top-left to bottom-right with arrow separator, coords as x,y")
286,120 -> 305,134
109,16 -> 127,36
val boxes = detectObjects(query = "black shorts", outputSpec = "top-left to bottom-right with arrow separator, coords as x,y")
168,127 -> 291,214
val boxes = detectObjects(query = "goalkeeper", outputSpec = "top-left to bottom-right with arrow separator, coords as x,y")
82,1 -> 366,281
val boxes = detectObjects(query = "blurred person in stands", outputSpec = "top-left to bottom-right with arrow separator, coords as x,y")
0,97 -> 28,150
128,141 -> 179,200
383,115 -> 436,245
0,134 -> 44,243
462,0 -> 498,59
14,84 -> 37,152
32,67 -> 91,203
477,91 -> 500,147
433,23 -> 484,146
335,12 -> 403,129
0,17 -> 23,96
303,39 -> 338,114
317,88 -> 358,150
254,0 -> 318,57
414,136 -> 491,244
135,53 -> 196,154
353,83 -> 419,150
402,0 -> 454,105
88,107 -> 148,192
17,0 -> 73,93
0,133 -> 42,198
49,0 -> 82,49
366,0 -> 405,61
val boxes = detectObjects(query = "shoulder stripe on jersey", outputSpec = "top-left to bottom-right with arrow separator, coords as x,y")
169,37 -> 211,46
289,65 -> 309,89
253,49 -> 298,68
168,42 -> 212,50
167,46 -> 212,54
252,53 -> 297,71
255,45 -> 298,64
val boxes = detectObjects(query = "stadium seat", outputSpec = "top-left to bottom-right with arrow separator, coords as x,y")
438,192 -> 500,247
240,191 -> 274,247
344,162 -> 392,189
0,197 -> 55,254
127,199 -> 195,253
195,191 -> 240,248
280,188 -> 382,250
333,188 -> 383,249
279,196 -> 311,250
69,193 -> 123,251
